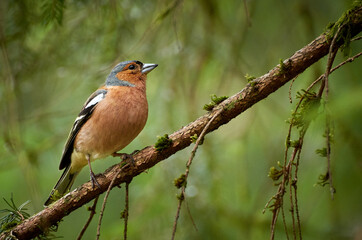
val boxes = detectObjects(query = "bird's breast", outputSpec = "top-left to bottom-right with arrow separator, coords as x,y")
74,86 -> 148,161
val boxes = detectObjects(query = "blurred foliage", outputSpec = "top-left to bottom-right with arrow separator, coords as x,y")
0,0 -> 361,239
0,195 -> 30,235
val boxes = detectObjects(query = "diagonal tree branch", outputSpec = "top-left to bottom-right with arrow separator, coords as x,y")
1,5 -> 361,240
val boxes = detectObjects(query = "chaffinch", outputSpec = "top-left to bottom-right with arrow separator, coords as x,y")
44,60 -> 158,206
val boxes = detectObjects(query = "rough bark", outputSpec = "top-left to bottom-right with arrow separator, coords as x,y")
1,5 -> 361,240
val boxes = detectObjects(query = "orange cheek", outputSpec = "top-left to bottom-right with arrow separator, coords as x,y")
116,72 -> 125,80
116,72 -> 144,84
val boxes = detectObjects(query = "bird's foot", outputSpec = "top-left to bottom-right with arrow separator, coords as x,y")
90,170 -> 101,189
85,154 -> 100,189
112,149 -> 139,158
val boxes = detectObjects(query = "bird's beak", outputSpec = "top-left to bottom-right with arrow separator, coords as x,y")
142,63 -> 158,74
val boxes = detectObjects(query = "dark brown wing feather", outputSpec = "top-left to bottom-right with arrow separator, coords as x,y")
59,89 -> 107,170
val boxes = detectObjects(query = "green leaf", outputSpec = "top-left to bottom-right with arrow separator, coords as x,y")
41,0 -> 66,26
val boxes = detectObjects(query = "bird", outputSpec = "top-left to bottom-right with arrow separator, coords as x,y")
44,60 -> 158,206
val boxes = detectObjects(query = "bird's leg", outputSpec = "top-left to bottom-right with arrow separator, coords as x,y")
86,154 -> 100,189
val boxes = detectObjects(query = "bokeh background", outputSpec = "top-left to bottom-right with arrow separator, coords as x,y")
1,0 -> 361,239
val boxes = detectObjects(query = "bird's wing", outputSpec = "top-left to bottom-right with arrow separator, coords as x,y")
59,89 -> 108,170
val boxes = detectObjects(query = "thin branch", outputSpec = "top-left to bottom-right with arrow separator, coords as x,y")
289,156 -> 296,240
171,109 -> 223,240
316,51 -> 362,199
294,148 -> 303,240
332,51 -> 362,69
280,201 -> 289,240
291,50 -> 362,119
289,77 -> 297,103
325,116 -> 335,199
185,198 -> 198,232
96,166 -> 125,240
268,130 -> 306,240
123,181 -> 130,240
312,51 -> 362,90
270,206 -> 280,240
319,23 -> 346,200
351,35 -> 362,41
317,22 -> 343,98
77,196 -> 99,240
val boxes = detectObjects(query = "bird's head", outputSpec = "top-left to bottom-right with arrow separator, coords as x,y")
106,60 -> 158,87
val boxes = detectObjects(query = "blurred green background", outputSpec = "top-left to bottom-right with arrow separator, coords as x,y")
1,0 -> 361,239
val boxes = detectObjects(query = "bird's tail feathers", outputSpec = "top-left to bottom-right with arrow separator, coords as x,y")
44,165 -> 79,206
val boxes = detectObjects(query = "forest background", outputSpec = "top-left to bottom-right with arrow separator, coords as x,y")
0,0 -> 361,239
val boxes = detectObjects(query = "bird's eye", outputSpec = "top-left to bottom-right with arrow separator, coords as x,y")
128,64 -> 136,70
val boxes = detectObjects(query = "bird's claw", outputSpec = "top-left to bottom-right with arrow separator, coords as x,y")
90,171 -> 101,189
112,150 -> 139,167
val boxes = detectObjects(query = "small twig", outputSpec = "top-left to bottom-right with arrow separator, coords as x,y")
290,51 -> 362,119
268,142 -> 292,239
77,196 -> 99,240
317,49 -> 338,97
269,131 -> 306,240
185,198 -> 198,232
289,157 -> 296,240
284,148 -> 299,239
318,23 -> 344,98
288,138 -> 305,240
289,77 -> 297,103
172,194 -> 183,240
171,109 -> 222,240
318,24 -> 345,200
280,201 -> 289,240
96,165 -> 125,240
351,35 -> 362,41
267,179 -> 283,238
332,51 -> 362,69
294,148 -> 303,240
325,117 -> 335,199
270,206 -> 280,240
16,211 -> 26,222
311,51 -> 362,93
123,181 -> 131,240
263,196 -> 275,214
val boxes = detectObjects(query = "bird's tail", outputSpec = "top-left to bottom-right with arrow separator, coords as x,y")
44,165 -> 79,206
